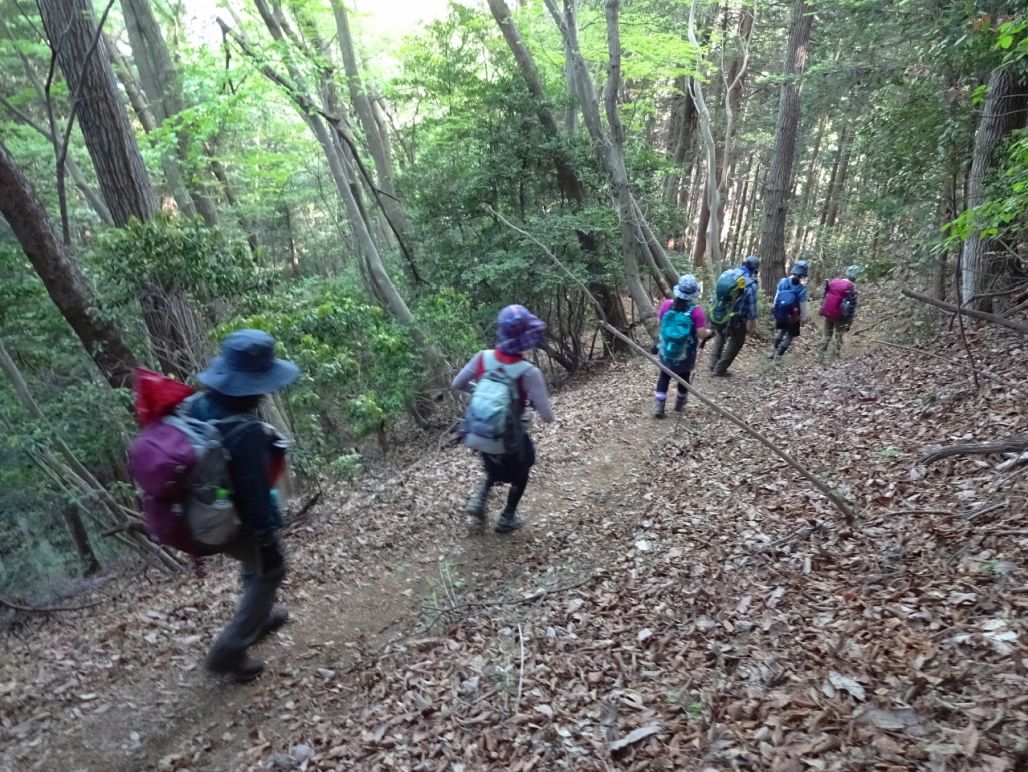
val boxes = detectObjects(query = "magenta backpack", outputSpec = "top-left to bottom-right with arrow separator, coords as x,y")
129,402 -> 245,556
820,278 -> 854,321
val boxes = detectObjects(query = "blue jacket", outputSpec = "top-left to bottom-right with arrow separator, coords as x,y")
740,265 -> 759,321
187,393 -> 284,542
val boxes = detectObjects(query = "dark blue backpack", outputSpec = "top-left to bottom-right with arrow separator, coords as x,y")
659,308 -> 695,364
773,286 -> 802,324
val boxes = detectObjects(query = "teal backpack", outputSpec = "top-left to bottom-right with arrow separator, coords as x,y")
659,307 -> 695,364
710,268 -> 747,325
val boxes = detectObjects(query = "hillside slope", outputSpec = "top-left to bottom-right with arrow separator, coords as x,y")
2,313 -> 1026,770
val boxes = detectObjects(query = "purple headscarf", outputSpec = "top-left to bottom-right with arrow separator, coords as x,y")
496,305 -> 546,356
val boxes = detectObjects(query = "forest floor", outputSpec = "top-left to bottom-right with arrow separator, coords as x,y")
2,306 -> 1027,771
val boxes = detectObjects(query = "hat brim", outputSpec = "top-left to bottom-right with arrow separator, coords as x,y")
197,356 -> 299,397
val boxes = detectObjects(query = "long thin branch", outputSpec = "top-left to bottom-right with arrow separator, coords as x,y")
0,596 -> 102,613
484,204 -> 856,524
901,289 -> 1028,336
922,434 -> 1028,465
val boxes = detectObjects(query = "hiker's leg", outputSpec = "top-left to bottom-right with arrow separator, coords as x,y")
207,536 -> 285,670
777,324 -> 798,356
716,323 -> 747,373
817,320 -> 832,363
654,365 -> 671,416
709,325 -> 726,371
833,324 -> 847,359
673,366 -> 692,412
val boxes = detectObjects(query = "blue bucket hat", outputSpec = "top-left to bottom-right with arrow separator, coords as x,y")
198,329 -> 299,397
673,274 -> 701,301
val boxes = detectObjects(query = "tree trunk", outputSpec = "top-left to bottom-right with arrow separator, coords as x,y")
487,0 -> 627,344
38,0 -> 158,226
757,0 -> 813,295
545,0 -> 676,307
63,503 -> 101,576
960,66 -> 1028,310
791,112 -> 826,248
663,74 -> 697,206
0,141 -> 138,389
819,123 -> 850,228
331,0 -> 413,250
487,0 -> 586,203
121,0 -> 219,225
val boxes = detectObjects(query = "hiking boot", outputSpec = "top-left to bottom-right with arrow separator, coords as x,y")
495,511 -> 524,533
257,606 -> 289,642
207,654 -> 265,683
466,488 -> 488,520
652,398 -> 666,419
230,656 -> 265,684
673,395 -> 687,413
712,369 -> 732,377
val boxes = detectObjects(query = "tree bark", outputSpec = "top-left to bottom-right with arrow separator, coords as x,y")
63,503 -> 101,576
487,0 -> 586,203
959,66 -> 1028,310
0,141 -> 138,389
38,0 -> 158,226
331,0 -> 414,250
121,0 -> 219,225
757,0 -> 812,295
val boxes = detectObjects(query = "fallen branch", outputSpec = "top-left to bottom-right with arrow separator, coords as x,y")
901,289 -> 1028,336
484,204 -> 856,525
922,434 -> 1028,464
0,596 -> 102,613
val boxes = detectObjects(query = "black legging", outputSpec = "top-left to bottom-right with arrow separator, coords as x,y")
481,434 -> 535,512
655,356 -> 695,398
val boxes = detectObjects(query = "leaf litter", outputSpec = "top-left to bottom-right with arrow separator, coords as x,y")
1,308 -> 1027,769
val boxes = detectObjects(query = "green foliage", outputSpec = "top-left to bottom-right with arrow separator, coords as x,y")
218,278 -> 426,464
92,214 -> 269,303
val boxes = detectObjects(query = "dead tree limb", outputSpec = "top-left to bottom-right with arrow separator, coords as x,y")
922,434 -> 1028,464
901,289 -> 1028,336
0,596 -> 102,613
484,204 -> 856,525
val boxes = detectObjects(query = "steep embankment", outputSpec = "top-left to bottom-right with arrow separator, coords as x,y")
2,311 -> 1026,770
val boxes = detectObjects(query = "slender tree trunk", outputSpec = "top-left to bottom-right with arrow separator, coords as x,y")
331,0 -> 413,251
121,0 -> 219,225
38,0 -> 158,226
104,33 -> 156,133
64,503 -> 101,576
0,141 -> 138,389
663,74 -> 697,206
960,66 -> 1028,309
757,0 -> 813,295
819,123 -> 849,227
792,112 -> 826,248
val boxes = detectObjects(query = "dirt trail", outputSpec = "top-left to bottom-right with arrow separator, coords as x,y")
3,322 -> 1026,770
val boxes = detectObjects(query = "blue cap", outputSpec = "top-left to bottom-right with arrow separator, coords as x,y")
197,330 -> 299,397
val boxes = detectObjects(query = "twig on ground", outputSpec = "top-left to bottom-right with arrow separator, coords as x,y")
424,573 -> 599,616
0,596 -> 102,613
484,204 -> 857,525
514,622 -> 525,716
922,434 -> 1028,464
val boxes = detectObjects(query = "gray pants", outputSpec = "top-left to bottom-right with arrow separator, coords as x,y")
818,318 -> 849,363
709,322 -> 747,374
206,536 -> 285,670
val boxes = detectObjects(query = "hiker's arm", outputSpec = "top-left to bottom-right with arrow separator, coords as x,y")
522,368 -> 555,423
228,425 -> 279,543
799,287 -> 809,322
450,353 -> 481,393
744,284 -> 758,320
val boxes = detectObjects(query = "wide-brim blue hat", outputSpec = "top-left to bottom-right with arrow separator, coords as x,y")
198,329 -> 299,397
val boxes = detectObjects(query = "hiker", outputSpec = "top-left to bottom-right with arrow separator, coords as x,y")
653,275 -> 711,418
451,305 -> 554,534
709,255 -> 760,376
818,264 -> 861,364
190,330 -> 298,682
769,260 -> 810,359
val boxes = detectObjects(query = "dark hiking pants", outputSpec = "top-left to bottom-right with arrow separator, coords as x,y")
207,535 -> 285,670
709,322 -> 747,374
481,434 -> 535,513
